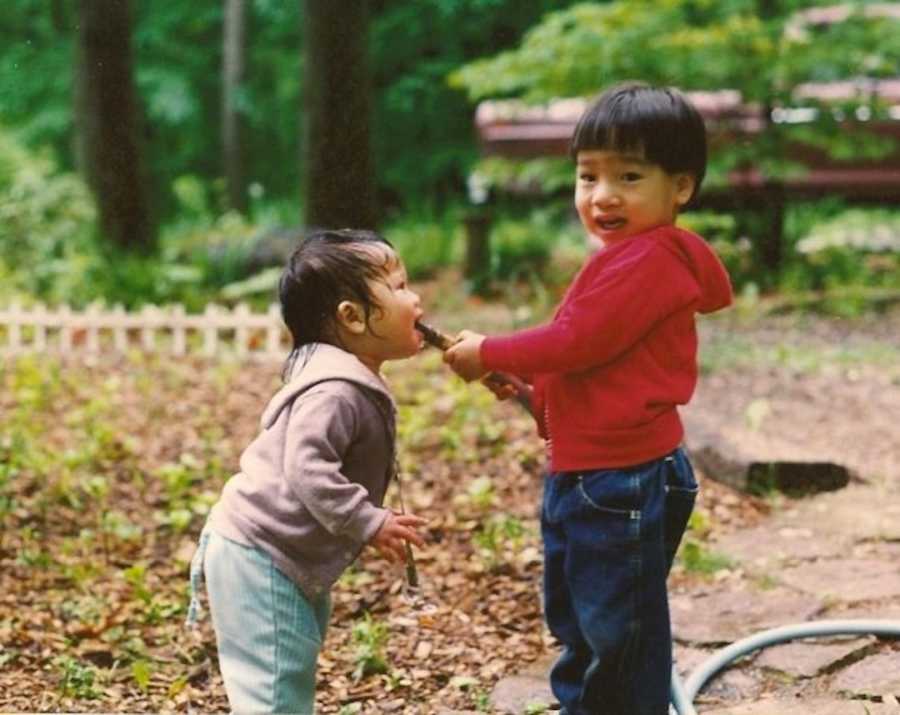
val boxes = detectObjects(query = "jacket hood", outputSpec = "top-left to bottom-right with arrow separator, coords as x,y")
656,226 -> 733,314
261,343 -> 393,429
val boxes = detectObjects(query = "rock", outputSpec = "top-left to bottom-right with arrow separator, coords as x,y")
490,674 -> 556,714
701,698 -> 897,714
671,585 -> 823,645
683,411 -> 851,495
832,651 -> 900,698
779,558 -> 900,603
695,667 -> 764,705
785,486 -> 900,542
754,637 -> 873,678
711,523 -> 847,569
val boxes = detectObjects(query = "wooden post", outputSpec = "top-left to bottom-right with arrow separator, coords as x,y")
8,301 -> 22,353
463,210 -> 492,294
140,305 -> 156,351
112,305 -> 128,353
86,302 -> 101,353
34,304 -> 47,352
172,304 -> 187,356
266,303 -> 282,357
235,303 -> 250,357
203,304 -> 218,357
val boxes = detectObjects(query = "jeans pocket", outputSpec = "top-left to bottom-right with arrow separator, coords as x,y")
664,449 -> 699,495
663,451 -> 698,571
571,471 -> 641,550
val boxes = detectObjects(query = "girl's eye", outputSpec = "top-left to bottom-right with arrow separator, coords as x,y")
622,172 -> 642,182
578,173 -> 595,183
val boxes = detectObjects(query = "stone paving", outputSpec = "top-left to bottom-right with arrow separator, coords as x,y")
469,480 -> 900,714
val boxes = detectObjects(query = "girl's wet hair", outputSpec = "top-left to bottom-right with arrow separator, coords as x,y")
570,81 -> 707,204
279,228 -> 394,379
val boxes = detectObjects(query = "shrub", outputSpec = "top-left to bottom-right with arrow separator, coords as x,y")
784,207 -> 900,293
0,128 -> 97,301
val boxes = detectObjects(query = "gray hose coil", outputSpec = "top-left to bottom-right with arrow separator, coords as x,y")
670,619 -> 900,715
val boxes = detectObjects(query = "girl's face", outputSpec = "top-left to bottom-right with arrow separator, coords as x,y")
353,250 -> 423,371
574,149 -> 695,247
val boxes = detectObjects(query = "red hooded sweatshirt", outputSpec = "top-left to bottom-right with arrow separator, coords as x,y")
481,225 -> 733,471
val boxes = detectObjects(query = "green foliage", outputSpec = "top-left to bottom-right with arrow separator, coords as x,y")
0,128 -> 97,302
0,0 -> 586,223
382,206 -> 463,279
680,210 -> 755,289
678,539 -> 733,575
54,655 -> 102,700
351,612 -> 390,680
482,206 -> 586,291
0,128 -> 283,309
473,514 -> 529,570
451,0 -> 900,186
371,0 -> 582,204
780,205 -> 900,301
474,157 -> 574,196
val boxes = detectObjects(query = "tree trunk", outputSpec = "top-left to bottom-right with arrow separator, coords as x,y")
51,0 -> 69,34
222,0 -> 247,213
303,0 -> 378,230
756,0 -> 784,280
76,0 -> 155,252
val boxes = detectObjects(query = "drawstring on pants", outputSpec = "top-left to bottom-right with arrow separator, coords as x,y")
185,526 -> 211,628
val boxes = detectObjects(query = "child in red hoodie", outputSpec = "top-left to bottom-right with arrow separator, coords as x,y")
445,82 -> 733,714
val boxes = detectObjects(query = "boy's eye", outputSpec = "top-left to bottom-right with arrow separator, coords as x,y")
622,172 -> 642,181
578,173 -> 596,183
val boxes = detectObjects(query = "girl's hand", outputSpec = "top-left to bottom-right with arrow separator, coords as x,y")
370,512 -> 427,563
443,330 -> 487,381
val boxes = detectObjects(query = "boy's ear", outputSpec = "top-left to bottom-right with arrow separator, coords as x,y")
674,173 -> 696,207
336,300 -> 367,335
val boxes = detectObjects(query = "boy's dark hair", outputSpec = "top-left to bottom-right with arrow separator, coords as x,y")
570,81 -> 707,204
279,227 -> 393,379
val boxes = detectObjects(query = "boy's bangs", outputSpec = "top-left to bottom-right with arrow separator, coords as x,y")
573,97 -> 658,158
587,123 -> 647,159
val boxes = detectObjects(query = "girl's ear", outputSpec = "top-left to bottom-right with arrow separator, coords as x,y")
336,300 -> 367,335
674,173 -> 696,208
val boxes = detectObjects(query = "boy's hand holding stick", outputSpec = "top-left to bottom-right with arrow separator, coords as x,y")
416,320 -> 533,413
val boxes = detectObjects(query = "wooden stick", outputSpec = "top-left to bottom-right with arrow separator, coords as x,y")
416,320 -> 532,413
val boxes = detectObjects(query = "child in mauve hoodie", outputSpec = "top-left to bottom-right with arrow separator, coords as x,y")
445,83 -> 733,715
187,228 -> 427,714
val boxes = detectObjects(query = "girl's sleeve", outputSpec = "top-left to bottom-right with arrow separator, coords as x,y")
482,243 -> 700,376
282,389 -> 389,544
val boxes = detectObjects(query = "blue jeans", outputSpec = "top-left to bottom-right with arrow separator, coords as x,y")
541,448 -> 697,715
198,530 -> 331,714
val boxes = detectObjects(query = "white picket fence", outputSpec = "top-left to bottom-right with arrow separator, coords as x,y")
0,302 -> 291,360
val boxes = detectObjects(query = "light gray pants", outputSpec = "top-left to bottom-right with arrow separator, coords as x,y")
193,529 -> 331,714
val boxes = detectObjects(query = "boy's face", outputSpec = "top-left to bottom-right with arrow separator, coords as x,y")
574,149 -> 695,247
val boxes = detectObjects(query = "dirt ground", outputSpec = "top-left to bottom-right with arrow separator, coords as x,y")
0,297 -> 897,713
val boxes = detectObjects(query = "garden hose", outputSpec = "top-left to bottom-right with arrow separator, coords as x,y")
670,619 -> 900,714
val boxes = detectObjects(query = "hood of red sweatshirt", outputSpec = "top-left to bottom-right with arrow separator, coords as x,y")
650,225 -> 733,314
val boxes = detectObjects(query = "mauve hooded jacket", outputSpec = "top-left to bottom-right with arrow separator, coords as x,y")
209,343 -> 395,601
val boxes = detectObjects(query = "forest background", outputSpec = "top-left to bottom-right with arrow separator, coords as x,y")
1,0 -> 899,312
